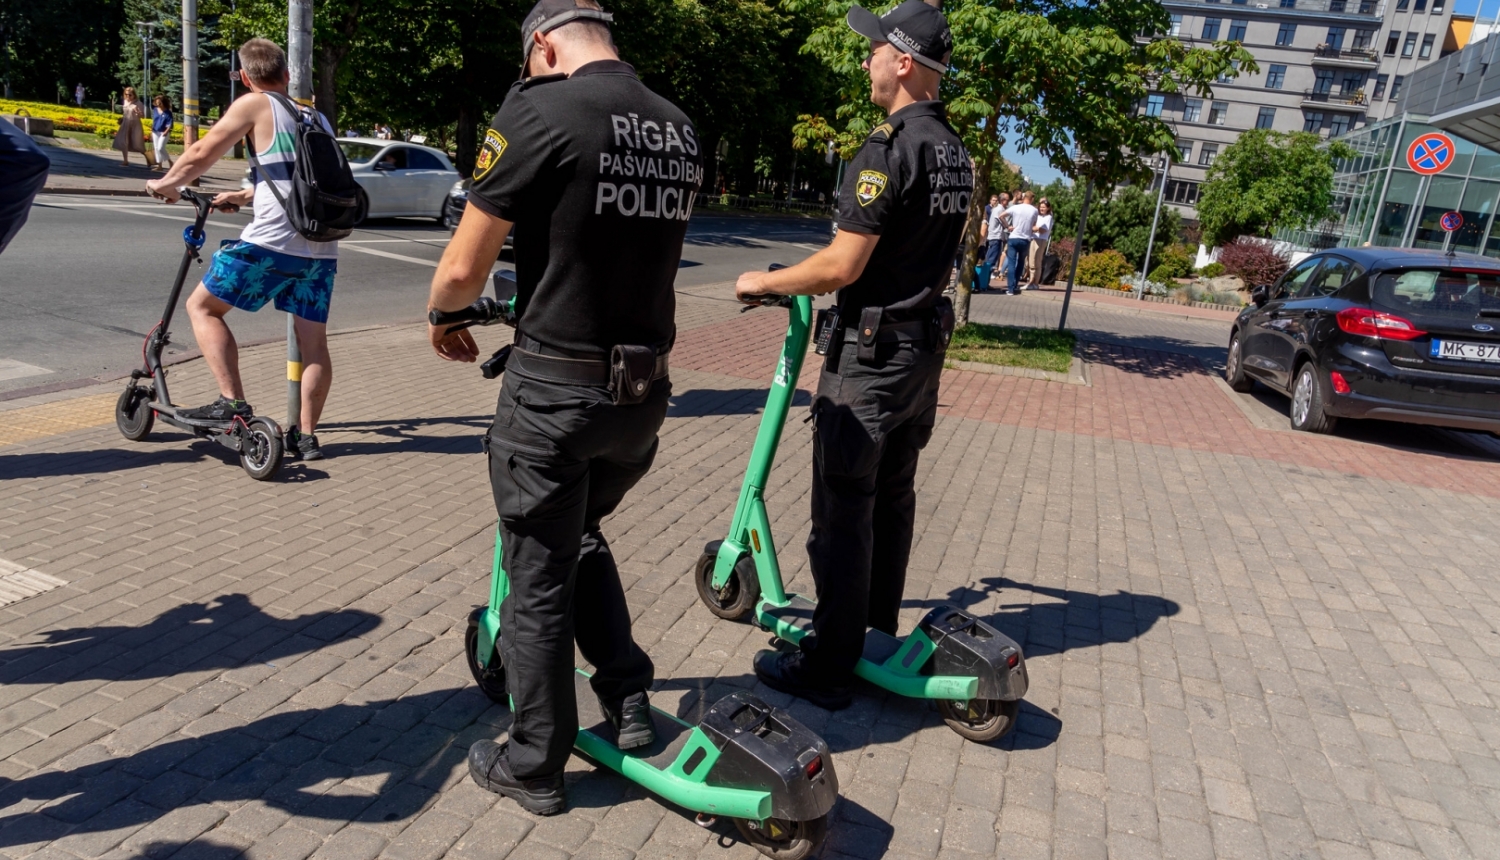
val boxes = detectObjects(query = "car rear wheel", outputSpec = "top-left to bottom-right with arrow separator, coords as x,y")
1289,363 -> 1337,434
1225,332 -> 1254,392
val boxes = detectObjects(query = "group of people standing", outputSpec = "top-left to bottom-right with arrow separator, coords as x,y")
111,86 -> 176,171
975,190 -> 1053,295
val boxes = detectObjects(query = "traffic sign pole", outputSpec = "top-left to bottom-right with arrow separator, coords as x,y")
1401,175 -> 1430,248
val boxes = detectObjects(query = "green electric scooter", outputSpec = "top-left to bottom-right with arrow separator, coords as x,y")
693,283 -> 1030,743
431,273 -> 839,860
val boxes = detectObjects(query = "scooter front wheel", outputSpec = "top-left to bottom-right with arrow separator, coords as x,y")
937,697 -> 1020,743
240,417 -> 284,481
464,610 -> 508,704
115,385 -> 155,441
733,815 -> 827,860
695,543 -> 760,621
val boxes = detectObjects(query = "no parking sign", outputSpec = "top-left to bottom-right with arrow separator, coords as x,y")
1407,133 -> 1457,175
1441,211 -> 1464,232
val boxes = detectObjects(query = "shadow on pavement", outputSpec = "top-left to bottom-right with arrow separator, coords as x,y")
312,415 -> 492,458
0,594 -> 379,686
1079,338 -> 1226,378
0,445 -> 209,479
668,388 -> 810,418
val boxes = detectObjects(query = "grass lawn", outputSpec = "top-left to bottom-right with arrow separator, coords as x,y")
946,323 -> 1076,374
56,129 -> 188,157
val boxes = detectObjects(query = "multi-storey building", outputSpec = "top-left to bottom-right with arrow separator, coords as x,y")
1151,0 -> 1455,219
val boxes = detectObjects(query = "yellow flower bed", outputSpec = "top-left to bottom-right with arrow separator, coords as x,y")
0,98 -> 186,144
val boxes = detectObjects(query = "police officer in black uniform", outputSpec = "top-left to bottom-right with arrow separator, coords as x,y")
426,0 -> 702,815
733,1 -> 971,709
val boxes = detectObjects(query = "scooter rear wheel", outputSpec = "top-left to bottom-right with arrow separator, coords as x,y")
937,697 -> 1020,743
465,610 -> 508,704
115,385 -> 155,441
695,543 -> 760,621
733,814 -> 827,860
240,417 -> 284,481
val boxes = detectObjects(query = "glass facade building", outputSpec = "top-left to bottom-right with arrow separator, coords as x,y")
1281,113 -> 1500,256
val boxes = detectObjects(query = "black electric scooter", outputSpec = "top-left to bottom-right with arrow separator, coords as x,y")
430,274 -> 840,859
115,188 -> 286,481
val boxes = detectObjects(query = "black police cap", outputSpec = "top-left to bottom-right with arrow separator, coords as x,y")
520,0 -> 615,71
846,1 -> 952,74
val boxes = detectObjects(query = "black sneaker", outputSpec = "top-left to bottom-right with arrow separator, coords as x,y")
753,650 -> 853,711
295,431 -> 324,461
467,740 -> 565,815
601,691 -> 655,751
181,396 -> 252,422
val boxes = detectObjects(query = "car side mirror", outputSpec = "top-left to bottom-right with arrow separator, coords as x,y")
1250,285 -> 1269,307
373,161 -> 394,171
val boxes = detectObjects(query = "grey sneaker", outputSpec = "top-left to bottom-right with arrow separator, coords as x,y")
181,396 -> 252,421
296,431 -> 324,461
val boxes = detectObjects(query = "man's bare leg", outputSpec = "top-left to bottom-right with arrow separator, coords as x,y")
185,284 -> 245,401
292,315 -> 331,434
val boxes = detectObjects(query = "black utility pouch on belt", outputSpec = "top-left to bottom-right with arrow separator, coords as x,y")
934,298 -> 956,350
610,345 -> 657,405
856,306 -> 883,364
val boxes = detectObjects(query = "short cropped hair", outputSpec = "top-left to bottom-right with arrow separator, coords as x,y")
552,0 -> 614,48
239,38 -> 289,86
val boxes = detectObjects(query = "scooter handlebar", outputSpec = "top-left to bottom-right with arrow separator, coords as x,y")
739,263 -> 794,310
429,296 -> 513,327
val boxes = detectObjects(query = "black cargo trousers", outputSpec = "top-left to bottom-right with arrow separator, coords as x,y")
801,336 -> 945,685
486,366 -> 669,779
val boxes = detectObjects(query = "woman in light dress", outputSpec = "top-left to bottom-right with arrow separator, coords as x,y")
1026,198 -> 1054,289
113,87 -> 149,167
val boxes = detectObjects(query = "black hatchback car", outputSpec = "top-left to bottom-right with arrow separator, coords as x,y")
1226,248 -> 1500,434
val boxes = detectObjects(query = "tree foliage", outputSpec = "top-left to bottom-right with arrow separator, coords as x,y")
1,0 -> 126,103
1040,179 -> 1179,269
1195,129 -> 1357,246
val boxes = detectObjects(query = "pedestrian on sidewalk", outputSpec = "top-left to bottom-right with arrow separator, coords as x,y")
144,37 -> 340,461
976,192 -> 1007,292
150,96 -> 174,171
74,83 -> 85,107
1025,197 -> 1053,289
733,0 -> 966,711
428,0 -> 702,816
1000,190 -> 1038,295
113,87 -> 149,168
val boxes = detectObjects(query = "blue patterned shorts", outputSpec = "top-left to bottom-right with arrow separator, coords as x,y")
202,240 -> 337,324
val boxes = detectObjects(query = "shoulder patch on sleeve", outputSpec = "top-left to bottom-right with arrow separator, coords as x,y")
868,122 -> 895,142
474,129 -> 508,180
855,170 -> 889,207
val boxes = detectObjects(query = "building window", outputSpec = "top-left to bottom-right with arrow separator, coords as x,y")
1353,30 -> 1372,50
1403,32 -> 1417,58
1326,27 -> 1345,50
1229,19 -> 1248,41
1183,99 -> 1203,122
1303,112 -> 1325,132
1385,30 -> 1400,55
1433,0 -> 1445,10
1199,144 -> 1220,166
1169,14 -> 1182,36
1256,107 -> 1277,129
1165,180 -> 1200,205
1390,75 -> 1405,101
1202,18 -> 1222,40
1420,34 -> 1435,59
1209,101 -> 1229,125
1329,0 -> 1345,10
1414,0 -> 1426,10
1329,114 -> 1351,137
1146,94 -> 1165,116
1359,0 -> 1377,12
1217,59 -> 1240,84
1177,140 -> 1193,162
1314,70 -> 1335,94
1277,24 -> 1297,46
1266,64 -> 1287,88
1396,0 -> 1408,8
1280,0 -> 1296,6
1373,74 -> 1389,100
1340,72 -> 1365,95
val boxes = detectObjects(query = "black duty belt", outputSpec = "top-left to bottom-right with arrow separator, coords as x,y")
841,319 -> 932,345
509,332 -> 669,387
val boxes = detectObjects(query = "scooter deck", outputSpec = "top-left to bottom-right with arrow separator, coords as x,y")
573,671 -> 692,769
760,595 -> 981,700
147,402 -> 233,430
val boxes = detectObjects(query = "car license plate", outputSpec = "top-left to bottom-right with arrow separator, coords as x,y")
1431,339 -> 1500,362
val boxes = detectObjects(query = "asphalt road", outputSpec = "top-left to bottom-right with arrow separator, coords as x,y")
0,197 -> 829,395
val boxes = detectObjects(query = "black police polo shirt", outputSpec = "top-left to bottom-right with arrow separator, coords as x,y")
467,60 -> 704,354
835,100 -> 973,315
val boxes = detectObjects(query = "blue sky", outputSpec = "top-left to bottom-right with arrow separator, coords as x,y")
1007,1 -> 1488,187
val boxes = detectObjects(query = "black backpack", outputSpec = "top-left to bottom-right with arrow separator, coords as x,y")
247,92 -> 367,242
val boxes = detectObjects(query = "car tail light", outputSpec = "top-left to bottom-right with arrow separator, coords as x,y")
1335,307 -> 1426,341
1330,371 -> 1351,394
805,755 -> 823,779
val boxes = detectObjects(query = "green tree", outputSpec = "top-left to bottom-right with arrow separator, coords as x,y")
1195,128 -> 1356,246
1043,179 -> 1179,268
784,0 -> 1254,325
2,0 -> 126,103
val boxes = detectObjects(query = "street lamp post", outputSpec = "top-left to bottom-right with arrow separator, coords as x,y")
1136,152 -> 1170,300
182,0 -> 199,144
135,22 -> 158,108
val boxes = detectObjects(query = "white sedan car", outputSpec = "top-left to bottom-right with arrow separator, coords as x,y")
336,138 -> 460,223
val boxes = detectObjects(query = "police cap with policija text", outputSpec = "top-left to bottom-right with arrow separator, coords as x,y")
520,0 -> 615,73
845,0 -> 952,73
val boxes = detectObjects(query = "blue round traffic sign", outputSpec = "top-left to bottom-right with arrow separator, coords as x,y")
1407,133 -> 1457,175
1441,210 -> 1464,232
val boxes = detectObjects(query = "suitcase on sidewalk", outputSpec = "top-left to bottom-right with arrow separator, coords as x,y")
1040,253 -> 1061,285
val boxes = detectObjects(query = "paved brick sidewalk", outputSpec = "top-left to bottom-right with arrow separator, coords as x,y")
2,291 -> 1499,860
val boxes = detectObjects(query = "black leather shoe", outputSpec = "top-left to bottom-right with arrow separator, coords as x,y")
601,691 -> 655,751
753,649 -> 853,710
467,740 -> 565,815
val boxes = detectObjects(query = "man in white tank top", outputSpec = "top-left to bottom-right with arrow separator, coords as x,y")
144,38 -> 338,461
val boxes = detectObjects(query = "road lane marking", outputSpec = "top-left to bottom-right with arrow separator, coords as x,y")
341,246 -> 439,267
0,560 -> 65,609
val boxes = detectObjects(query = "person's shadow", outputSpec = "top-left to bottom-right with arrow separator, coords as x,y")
0,594 -> 378,686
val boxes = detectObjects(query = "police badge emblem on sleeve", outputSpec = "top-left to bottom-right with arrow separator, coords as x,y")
475,130 -> 509,179
855,170 -> 888,207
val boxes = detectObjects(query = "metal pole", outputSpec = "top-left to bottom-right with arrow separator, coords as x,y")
286,0 -> 314,435
1401,174 -> 1430,248
1137,153 -> 1169,300
181,0 -> 199,144
1058,177 -> 1094,332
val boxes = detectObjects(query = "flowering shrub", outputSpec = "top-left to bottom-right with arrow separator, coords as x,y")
1198,262 -> 1226,278
1217,239 -> 1290,288
2,98 -> 184,143
1076,250 -> 1134,289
